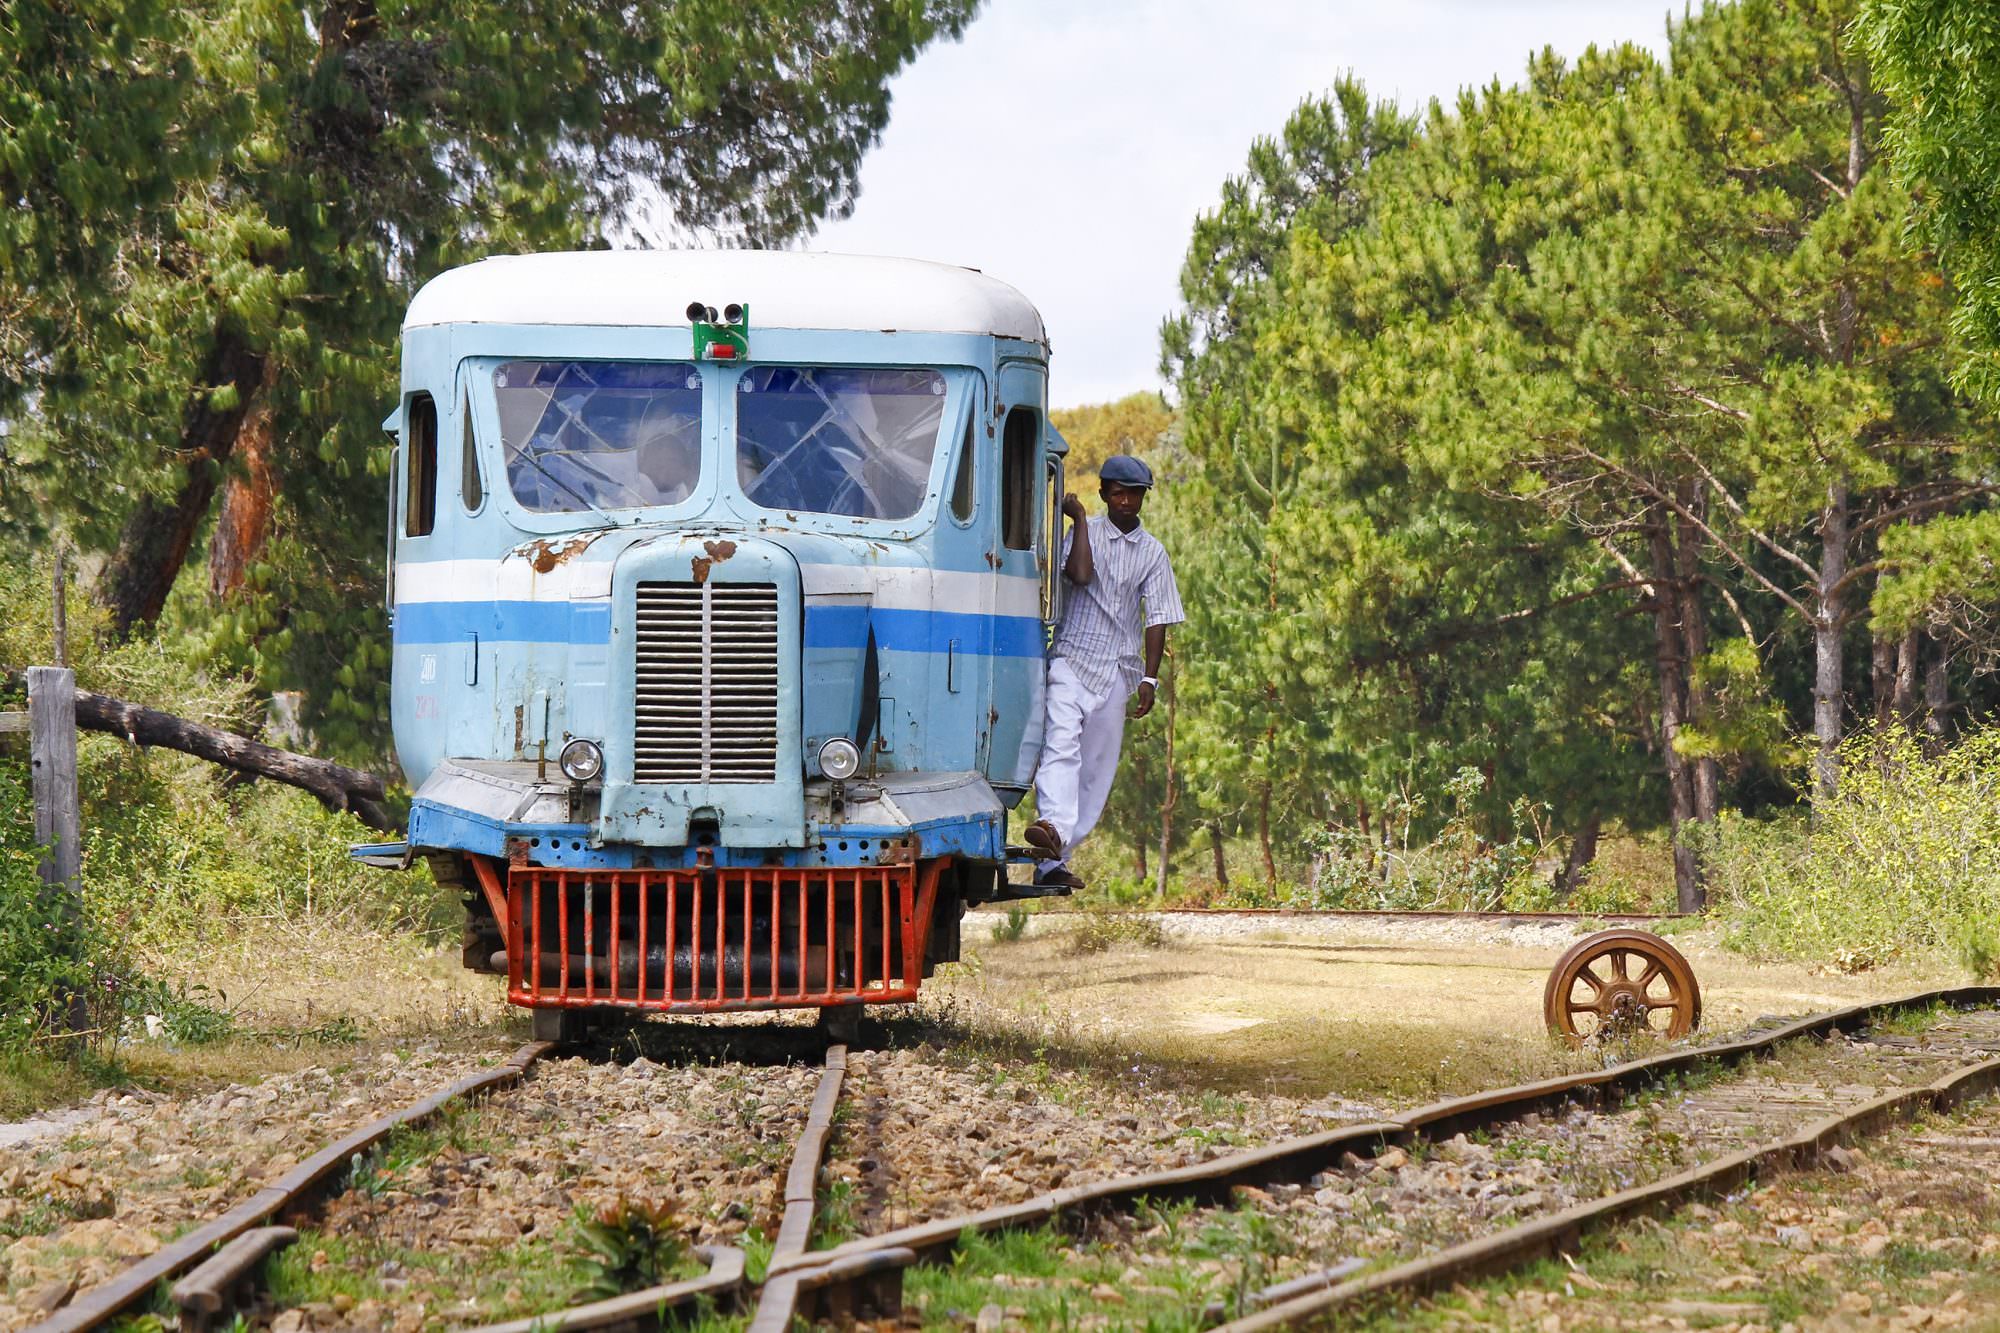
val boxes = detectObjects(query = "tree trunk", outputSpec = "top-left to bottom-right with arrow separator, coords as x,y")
1647,513 -> 1704,912
1893,628 -> 1920,728
1812,481 -> 1849,801
1257,774 -> 1275,890
1924,634 -> 1951,754
1208,822 -> 1228,888
1871,630 -> 1897,733
105,331 -> 267,635
1673,485 -> 1719,823
1555,810 -> 1602,903
208,360 -> 284,600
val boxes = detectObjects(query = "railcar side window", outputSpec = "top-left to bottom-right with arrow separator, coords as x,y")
949,417 -> 976,522
736,367 -> 947,520
405,393 -> 438,538
493,361 -> 703,513
460,393 -> 484,512
1000,406 -> 1037,550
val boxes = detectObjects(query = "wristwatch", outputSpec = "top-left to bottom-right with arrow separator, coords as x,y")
1140,676 -> 1159,688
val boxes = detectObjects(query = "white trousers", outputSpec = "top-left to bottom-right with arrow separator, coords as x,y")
1033,657 -> 1128,874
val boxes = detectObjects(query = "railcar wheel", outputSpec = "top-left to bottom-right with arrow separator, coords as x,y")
532,1008 -> 591,1044
818,1003 -> 863,1045
1543,929 -> 1701,1046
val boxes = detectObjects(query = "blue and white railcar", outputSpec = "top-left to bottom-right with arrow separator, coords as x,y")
375,250 -> 1067,1036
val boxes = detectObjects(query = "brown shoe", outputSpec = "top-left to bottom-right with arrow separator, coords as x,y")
1033,867 -> 1085,891
1023,819 -> 1063,859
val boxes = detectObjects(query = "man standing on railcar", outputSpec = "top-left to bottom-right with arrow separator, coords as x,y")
1023,454 -> 1185,890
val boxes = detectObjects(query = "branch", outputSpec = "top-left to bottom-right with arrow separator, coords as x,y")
1713,580 -> 1765,649
1348,579 -> 1651,671
1853,484 -> 2000,536
1563,441 -> 1816,619
1803,162 -> 1850,201
1666,382 -> 1751,422
2,669 -> 397,831
1679,451 -> 1820,582
1594,537 -> 1656,601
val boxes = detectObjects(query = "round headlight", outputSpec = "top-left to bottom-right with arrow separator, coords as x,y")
818,737 -> 861,781
558,738 -> 604,782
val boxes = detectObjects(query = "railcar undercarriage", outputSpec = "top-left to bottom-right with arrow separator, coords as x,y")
443,851 -> 964,1038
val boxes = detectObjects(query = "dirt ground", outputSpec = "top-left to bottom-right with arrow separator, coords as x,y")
935,911 -> 1967,1101
3,911 -> 1990,1329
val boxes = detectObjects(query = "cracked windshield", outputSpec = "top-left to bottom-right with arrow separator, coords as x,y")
493,360 -> 704,512
735,366 -> 948,520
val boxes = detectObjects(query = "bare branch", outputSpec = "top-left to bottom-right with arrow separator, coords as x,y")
1853,484 -> 2000,535
1595,537 -> 1657,600
1562,441 -> 1816,619
1804,162 -> 1851,200
1713,580 -> 1765,649
1666,382 -> 1752,422
1679,452 -> 1820,581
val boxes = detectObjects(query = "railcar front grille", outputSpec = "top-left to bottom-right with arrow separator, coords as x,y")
633,581 -> 780,783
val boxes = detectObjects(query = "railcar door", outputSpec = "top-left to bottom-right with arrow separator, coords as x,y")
993,360 -> 1050,796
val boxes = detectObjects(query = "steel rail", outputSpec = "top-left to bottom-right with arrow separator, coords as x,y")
747,1043 -> 852,1332
28,1041 -> 558,1333
1017,908 -> 1678,923
464,1042 -> 854,1333
1218,1049 -> 2000,1329
767,986 -> 2000,1298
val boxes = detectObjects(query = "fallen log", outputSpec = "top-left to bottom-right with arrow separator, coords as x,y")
2,669 -> 397,832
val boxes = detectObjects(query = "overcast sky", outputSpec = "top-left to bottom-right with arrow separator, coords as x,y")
810,0 -> 1675,409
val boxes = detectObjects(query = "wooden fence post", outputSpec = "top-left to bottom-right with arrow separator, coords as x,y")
28,665 -> 85,1036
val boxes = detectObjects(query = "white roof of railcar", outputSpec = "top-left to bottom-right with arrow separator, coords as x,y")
404,250 -> 1046,342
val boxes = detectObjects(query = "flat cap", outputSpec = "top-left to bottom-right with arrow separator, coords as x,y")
1099,455 -> 1155,488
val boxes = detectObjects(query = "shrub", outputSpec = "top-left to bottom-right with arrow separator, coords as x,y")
1294,768 -> 1551,911
1063,907 -> 1169,956
1701,727 -> 2000,972
989,906 -> 1030,943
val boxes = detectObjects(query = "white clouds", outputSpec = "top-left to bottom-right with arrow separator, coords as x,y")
810,0 -> 1672,407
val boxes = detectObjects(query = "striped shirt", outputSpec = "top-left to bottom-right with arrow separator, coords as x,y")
1054,514 -> 1185,697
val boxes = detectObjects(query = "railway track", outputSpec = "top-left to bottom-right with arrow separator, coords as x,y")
1020,906 -> 1678,924
766,986 -> 2000,1329
19,988 -> 2000,1330
20,1030 -> 862,1333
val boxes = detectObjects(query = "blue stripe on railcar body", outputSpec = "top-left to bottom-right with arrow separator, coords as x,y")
395,598 -> 1045,658
802,606 -> 1045,658
394,600 -> 612,645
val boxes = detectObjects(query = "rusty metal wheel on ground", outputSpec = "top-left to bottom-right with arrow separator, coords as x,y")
1544,928 -> 1701,1045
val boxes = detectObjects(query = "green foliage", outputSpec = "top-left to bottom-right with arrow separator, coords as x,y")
4,0 -> 981,762
1701,726 -> 2000,969
1139,0 -> 2000,904
568,1197 -> 689,1299
0,555 -> 443,1058
988,905 -> 1030,943
1050,391 -> 1173,486
1859,0 -> 2000,405
1062,906 -> 1169,956
1677,638 -> 1807,775
120,978 -> 235,1045
1295,768 -> 1550,911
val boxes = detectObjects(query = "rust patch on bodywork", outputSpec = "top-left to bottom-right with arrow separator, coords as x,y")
518,533 -> 599,573
691,539 -> 737,585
